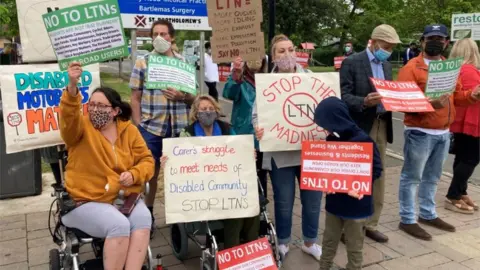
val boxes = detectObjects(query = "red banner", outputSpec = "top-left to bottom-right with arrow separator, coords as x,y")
300,141 -> 373,195
334,56 -> 345,70
296,51 -> 310,68
217,237 -> 277,270
218,66 -> 231,82
370,78 -> 434,113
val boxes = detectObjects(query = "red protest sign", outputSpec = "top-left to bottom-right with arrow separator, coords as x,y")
296,51 -> 310,68
217,237 -> 277,270
334,56 -> 345,70
370,78 -> 434,113
218,66 -> 231,82
300,141 -> 374,195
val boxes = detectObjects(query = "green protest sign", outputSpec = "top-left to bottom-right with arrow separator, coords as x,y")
146,55 -> 197,95
42,0 -> 128,71
425,57 -> 463,98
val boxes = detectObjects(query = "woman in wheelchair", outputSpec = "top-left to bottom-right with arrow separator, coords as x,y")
161,95 -> 259,249
59,62 -> 155,269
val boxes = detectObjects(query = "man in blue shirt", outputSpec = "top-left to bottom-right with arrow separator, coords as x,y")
340,24 -> 401,243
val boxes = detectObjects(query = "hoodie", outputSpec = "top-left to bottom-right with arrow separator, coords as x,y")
314,97 -> 383,219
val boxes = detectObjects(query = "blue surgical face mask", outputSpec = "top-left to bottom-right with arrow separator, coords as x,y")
373,47 -> 392,62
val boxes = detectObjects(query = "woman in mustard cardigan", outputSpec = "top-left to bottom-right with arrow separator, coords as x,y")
60,62 -> 155,270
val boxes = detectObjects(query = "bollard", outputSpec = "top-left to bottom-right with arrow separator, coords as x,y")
156,254 -> 163,270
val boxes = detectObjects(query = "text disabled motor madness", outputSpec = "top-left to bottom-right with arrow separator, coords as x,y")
300,141 -> 374,195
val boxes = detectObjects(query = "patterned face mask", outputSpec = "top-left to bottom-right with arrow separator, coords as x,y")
89,110 -> 113,129
274,53 -> 297,71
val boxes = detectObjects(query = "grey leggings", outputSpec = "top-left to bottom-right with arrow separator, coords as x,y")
62,199 -> 152,238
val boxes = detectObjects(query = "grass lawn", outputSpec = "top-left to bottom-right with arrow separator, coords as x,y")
309,66 -> 399,80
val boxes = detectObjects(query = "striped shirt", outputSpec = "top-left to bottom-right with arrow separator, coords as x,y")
129,52 -> 188,137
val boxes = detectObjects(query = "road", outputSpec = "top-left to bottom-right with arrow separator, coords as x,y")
101,60 -> 480,183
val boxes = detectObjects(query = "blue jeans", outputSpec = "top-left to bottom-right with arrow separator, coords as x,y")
269,160 -> 322,245
399,130 -> 450,224
138,124 -> 172,168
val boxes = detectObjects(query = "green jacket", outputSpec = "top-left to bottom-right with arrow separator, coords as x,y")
222,75 -> 258,148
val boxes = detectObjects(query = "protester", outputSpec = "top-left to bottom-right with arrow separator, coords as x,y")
340,24 -> 400,243
253,34 -> 322,260
403,42 -> 418,65
129,19 -> 197,236
40,146 -> 62,185
204,42 -> 220,101
161,95 -> 259,249
222,56 -> 269,196
344,42 -> 355,57
444,38 -> 480,214
315,97 -> 383,270
397,24 -> 480,240
60,62 -> 154,270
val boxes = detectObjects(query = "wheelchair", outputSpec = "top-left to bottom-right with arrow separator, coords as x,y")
170,179 -> 282,270
47,148 -> 155,270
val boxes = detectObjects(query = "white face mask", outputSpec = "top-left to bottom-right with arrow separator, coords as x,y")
153,35 -> 171,54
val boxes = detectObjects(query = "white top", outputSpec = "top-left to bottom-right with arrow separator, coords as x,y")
404,58 -> 449,135
204,53 -> 219,82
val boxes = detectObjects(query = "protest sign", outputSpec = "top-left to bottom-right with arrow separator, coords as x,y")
451,13 -> 480,41
162,135 -> 259,224
334,56 -> 346,70
16,0 -> 98,63
370,78 -> 434,113
425,57 -> 463,98
217,237 -> 277,270
145,55 -> 197,95
219,66 -> 232,82
206,0 -> 265,62
42,0 -> 128,70
255,73 -> 340,152
300,141 -> 374,195
296,52 -> 310,68
0,64 -> 100,154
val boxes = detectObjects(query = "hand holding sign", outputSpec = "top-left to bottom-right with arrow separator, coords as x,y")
428,93 -> 450,109
363,92 -> 382,107
233,57 -> 244,72
163,87 -> 186,102
255,127 -> 265,141
471,85 -> 480,100
67,62 -> 83,95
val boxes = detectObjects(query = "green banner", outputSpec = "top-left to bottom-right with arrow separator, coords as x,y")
42,0 -> 128,71
146,55 -> 197,95
425,57 -> 463,98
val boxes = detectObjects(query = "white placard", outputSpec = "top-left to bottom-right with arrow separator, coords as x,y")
255,73 -> 341,152
0,63 -> 100,153
163,135 -> 259,224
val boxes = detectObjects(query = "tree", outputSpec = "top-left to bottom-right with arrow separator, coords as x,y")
0,0 -> 19,38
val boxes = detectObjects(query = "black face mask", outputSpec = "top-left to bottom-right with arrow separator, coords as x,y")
424,40 -> 445,56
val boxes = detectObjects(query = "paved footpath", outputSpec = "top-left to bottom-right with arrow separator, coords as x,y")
2,162 -> 480,269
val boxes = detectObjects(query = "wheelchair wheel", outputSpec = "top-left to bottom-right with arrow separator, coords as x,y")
171,223 -> 189,260
49,249 -> 61,270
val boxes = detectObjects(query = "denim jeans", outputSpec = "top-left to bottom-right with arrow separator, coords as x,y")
269,160 -> 322,245
399,129 -> 450,224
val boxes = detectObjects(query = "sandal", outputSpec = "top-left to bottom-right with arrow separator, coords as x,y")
461,195 -> 479,211
445,199 -> 474,214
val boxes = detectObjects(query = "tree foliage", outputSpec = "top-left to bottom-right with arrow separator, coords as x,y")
0,0 -> 19,37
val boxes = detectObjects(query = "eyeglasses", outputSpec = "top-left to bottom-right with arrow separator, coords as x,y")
87,102 -> 112,111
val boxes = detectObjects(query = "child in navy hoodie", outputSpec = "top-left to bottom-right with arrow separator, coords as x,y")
315,97 -> 383,270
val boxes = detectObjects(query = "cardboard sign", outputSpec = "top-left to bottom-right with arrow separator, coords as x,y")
300,141 -> 374,195
219,66 -> 231,82
162,135 -> 259,224
206,0 -> 265,62
217,237 -> 277,270
451,13 -> 480,41
425,57 -> 463,98
255,73 -> 340,152
334,56 -> 346,70
296,52 -> 310,68
370,78 -> 434,113
0,64 -> 100,154
146,55 -> 197,95
42,0 -> 128,70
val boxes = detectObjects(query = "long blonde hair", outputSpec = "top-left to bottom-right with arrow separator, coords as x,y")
449,38 -> 480,68
189,95 -> 221,123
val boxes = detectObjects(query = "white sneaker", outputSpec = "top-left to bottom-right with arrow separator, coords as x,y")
278,244 -> 289,259
301,243 -> 322,261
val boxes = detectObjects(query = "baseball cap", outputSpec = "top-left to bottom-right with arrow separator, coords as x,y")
371,24 -> 401,44
422,24 -> 448,38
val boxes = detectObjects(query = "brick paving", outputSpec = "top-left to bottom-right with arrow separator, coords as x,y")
2,165 -> 480,269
